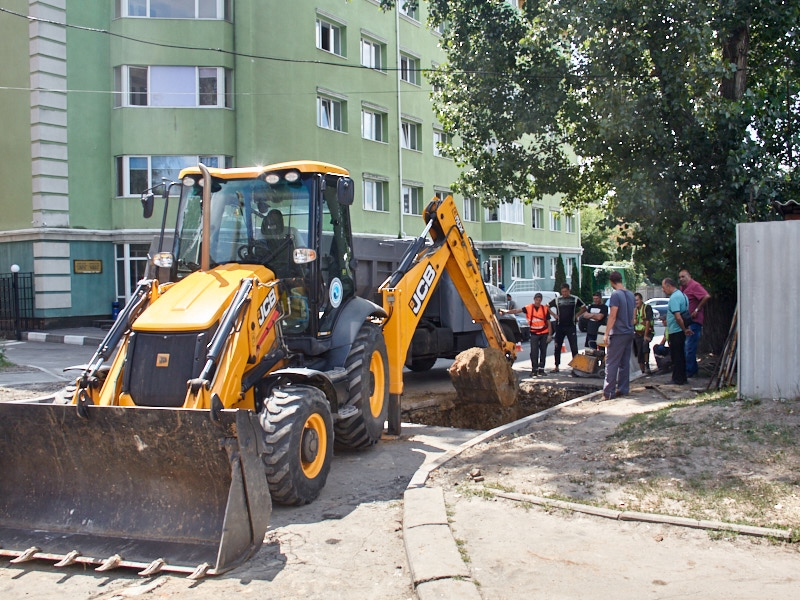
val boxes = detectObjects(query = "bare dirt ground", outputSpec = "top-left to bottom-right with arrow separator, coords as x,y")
429,370 -> 800,534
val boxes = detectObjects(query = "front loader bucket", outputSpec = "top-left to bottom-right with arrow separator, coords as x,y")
0,403 -> 271,578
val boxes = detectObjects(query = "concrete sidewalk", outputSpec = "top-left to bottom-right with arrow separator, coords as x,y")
21,326 -> 107,347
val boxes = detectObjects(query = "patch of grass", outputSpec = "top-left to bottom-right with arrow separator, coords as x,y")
0,345 -> 11,368
454,537 -> 470,563
708,529 -> 739,541
459,485 -> 495,500
484,481 -> 515,493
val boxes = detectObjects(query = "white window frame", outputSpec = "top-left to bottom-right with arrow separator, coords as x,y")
401,119 -> 421,150
550,210 -> 562,231
565,257 -> 576,279
316,17 -> 343,56
116,154 -> 227,197
511,256 -> 523,280
402,185 -> 423,215
532,256 -> 544,278
114,65 -> 231,108
565,214 -> 577,233
361,109 -> 386,142
485,199 -> 523,224
462,197 -> 478,222
531,206 -> 543,229
398,2 -> 419,21
364,179 -> 387,212
550,257 -> 558,277
318,96 -> 344,131
400,54 -> 420,85
360,37 -> 383,70
117,0 -> 230,20
115,243 -> 151,305
434,189 -> 450,201
433,130 -> 451,157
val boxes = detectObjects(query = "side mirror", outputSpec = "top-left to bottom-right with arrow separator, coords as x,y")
337,177 -> 355,205
141,192 -> 155,219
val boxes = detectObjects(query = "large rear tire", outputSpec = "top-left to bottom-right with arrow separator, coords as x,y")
334,322 -> 389,450
259,385 -> 333,506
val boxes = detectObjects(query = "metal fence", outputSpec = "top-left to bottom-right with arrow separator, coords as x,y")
0,272 -> 35,340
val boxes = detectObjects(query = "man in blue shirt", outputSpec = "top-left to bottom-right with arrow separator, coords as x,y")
662,277 -> 693,385
602,271 -> 635,399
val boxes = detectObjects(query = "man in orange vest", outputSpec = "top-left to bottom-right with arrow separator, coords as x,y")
502,292 -> 553,377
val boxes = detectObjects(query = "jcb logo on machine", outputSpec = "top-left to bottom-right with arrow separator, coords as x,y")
156,353 -> 170,368
454,213 -> 465,235
410,263 -> 437,315
257,287 -> 278,327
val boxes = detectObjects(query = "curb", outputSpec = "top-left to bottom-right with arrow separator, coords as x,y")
402,385 -> 607,599
22,332 -> 104,347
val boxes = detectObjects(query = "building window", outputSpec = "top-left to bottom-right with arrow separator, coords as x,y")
532,256 -> 544,278
565,257 -> 576,278
485,199 -> 523,224
399,2 -> 419,21
360,38 -> 383,70
463,197 -> 478,222
115,154 -> 228,197
511,256 -> 522,280
114,66 -> 232,108
550,257 -> 558,277
361,109 -> 386,142
116,243 -> 151,305
565,214 -> 577,233
364,179 -> 387,212
434,190 -> 450,201
531,206 -> 543,229
402,185 -> 423,215
433,130 -> 451,157
506,0 -> 523,9
117,0 -> 231,20
316,17 -> 344,56
400,54 -> 420,85
550,210 -> 562,231
401,120 -> 421,150
318,96 -> 345,131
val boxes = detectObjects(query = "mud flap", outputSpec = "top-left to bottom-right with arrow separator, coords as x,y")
0,403 -> 271,577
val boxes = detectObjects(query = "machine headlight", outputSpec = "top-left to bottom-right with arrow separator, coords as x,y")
293,248 -> 317,264
264,173 -> 280,185
284,170 -> 300,183
153,252 -> 174,268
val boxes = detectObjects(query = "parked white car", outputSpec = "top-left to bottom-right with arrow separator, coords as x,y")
645,297 -> 670,321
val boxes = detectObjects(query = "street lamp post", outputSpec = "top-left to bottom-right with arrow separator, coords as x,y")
10,264 -> 21,341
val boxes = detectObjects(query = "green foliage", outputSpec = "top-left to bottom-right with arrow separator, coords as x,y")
0,345 -> 10,368
570,260 -> 581,297
380,0 -> 800,305
553,254 -> 567,292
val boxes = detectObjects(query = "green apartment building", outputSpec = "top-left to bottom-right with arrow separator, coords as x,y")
0,0 -> 581,325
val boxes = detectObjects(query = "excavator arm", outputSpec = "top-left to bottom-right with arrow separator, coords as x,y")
379,195 -> 516,432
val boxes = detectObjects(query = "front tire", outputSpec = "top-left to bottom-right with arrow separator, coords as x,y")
259,385 -> 333,506
335,322 -> 389,450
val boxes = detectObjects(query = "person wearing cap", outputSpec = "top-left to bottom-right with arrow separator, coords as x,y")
501,292 -> 552,377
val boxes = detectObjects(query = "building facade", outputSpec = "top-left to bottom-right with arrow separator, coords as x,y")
0,0 -> 580,325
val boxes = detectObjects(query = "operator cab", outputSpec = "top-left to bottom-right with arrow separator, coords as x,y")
169,162 -> 356,346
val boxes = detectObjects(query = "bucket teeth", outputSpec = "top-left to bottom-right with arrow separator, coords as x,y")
187,562 -> 210,580
10,546 -> 39,563
138,558 -> 165,577
54,550 -> 81,567
96,554 -> 122,572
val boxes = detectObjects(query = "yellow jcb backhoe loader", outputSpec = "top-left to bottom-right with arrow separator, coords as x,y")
0,161 -> 515,578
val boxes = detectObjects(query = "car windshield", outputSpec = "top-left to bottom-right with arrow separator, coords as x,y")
174,176 -> 311,278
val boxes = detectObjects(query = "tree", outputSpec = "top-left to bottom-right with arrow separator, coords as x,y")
570,260 -> 581,299
379,0 -> 800,350
553,254 -> 567,292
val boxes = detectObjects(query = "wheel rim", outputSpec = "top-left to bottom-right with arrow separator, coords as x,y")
368,349 -> 385,418
300,413 -> 327,479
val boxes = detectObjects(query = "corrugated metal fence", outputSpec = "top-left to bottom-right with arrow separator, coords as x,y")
0,272 -> 35,340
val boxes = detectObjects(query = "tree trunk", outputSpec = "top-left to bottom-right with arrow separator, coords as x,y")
698,295 -> 737,356
720,22 -> 750,100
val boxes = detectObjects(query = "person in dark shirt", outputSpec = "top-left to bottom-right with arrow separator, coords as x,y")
580,291 -> 609,349
602,271 -> 635,399
547,283 -> 587,373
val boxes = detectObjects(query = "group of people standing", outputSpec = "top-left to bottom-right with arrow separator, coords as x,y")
500,269 -> 710,400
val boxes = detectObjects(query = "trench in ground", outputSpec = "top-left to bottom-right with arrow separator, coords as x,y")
400,379 -> 602,431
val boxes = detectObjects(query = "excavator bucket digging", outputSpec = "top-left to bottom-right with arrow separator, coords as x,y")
448,347 -> 518,407
0,403 -> 271,578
